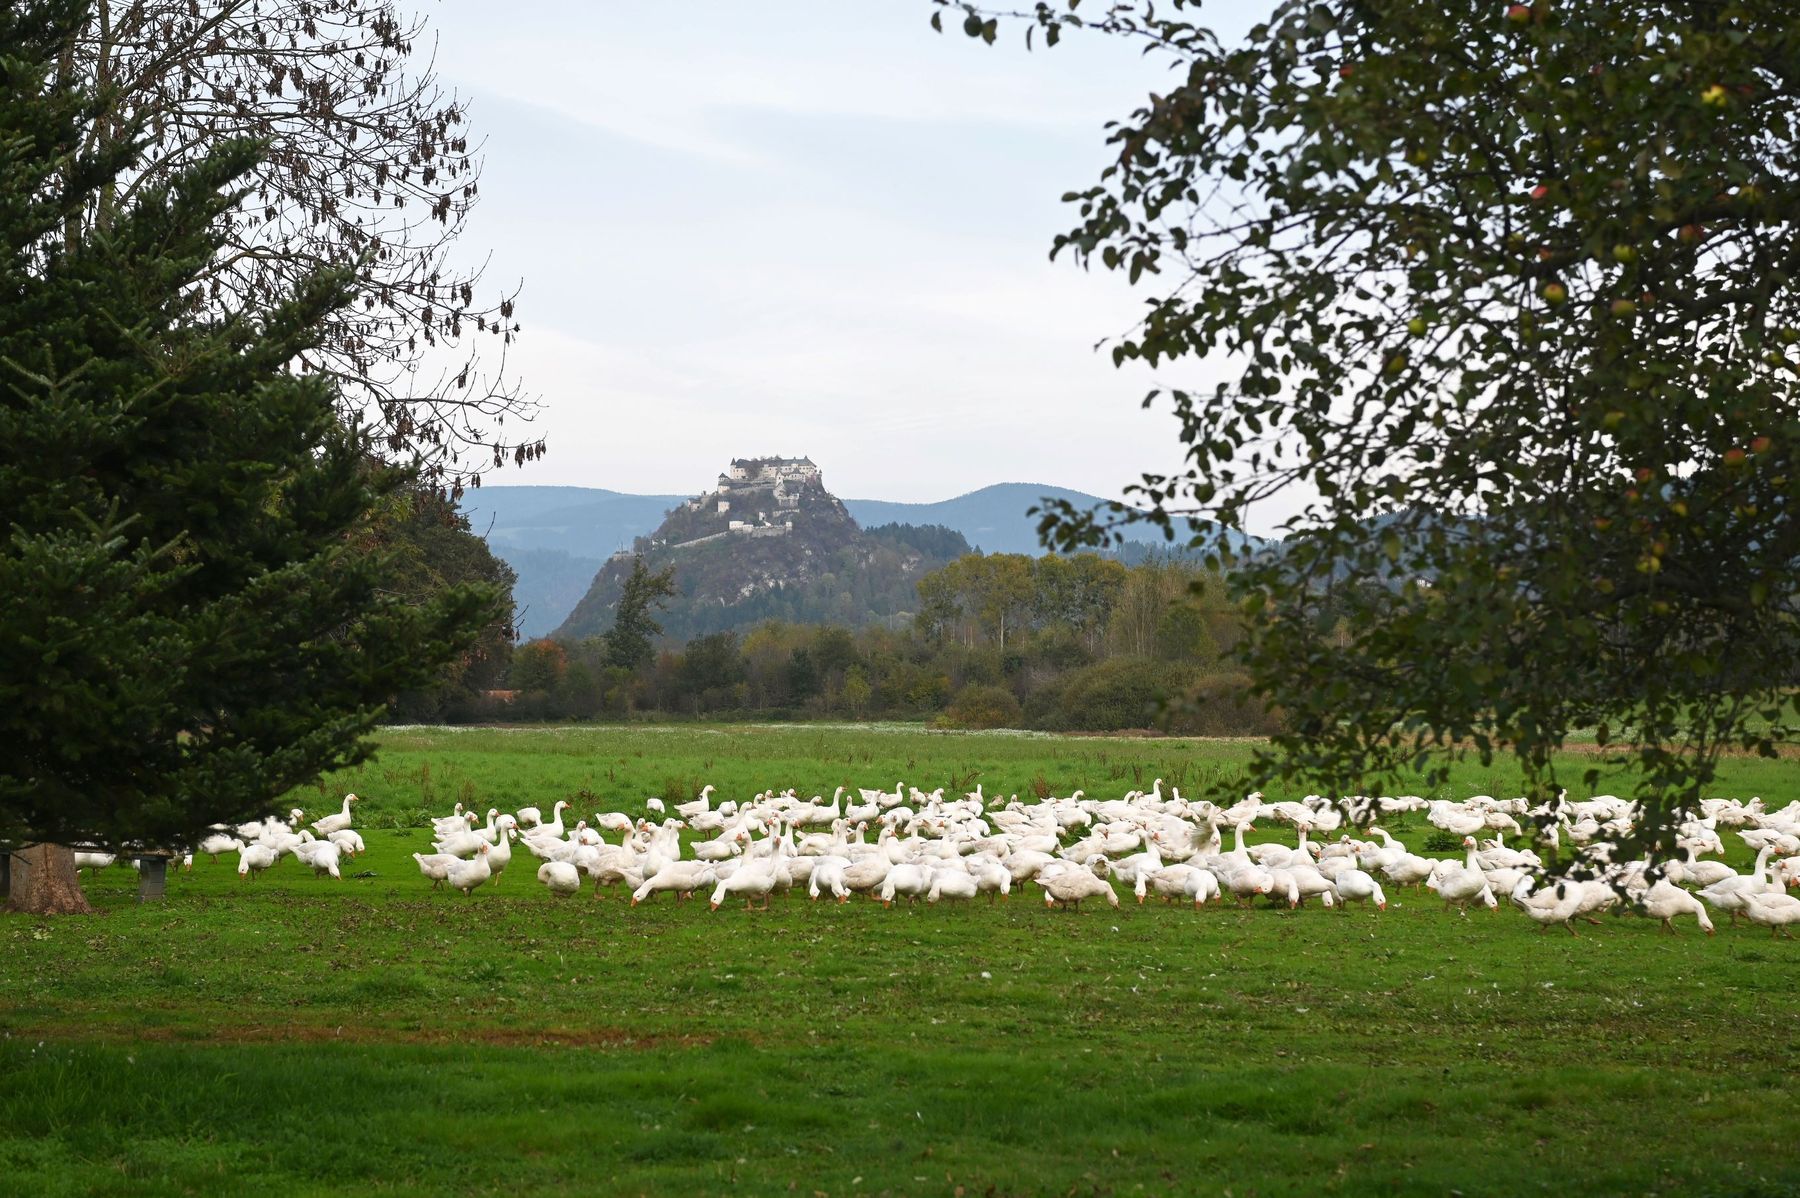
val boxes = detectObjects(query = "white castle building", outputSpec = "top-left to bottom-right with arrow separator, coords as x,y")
666,456 -> 815,549
687,455 -> 823,516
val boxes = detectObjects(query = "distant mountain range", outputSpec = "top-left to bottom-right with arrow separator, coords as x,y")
460,481 -> 1192,639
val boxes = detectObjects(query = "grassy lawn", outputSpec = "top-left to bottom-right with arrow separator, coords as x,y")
3,725 -> 1797,1197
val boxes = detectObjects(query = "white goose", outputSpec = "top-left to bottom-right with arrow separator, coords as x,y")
1381,852 -> 1437,889
1210,824 -> 1276,904
1426,837 -> 1496,914
1636,880 -> 1714,935
1742,890 -> 1800,938
972,860 -> 1013,902
236,843 -> 279,880
445,843 -> 493,896
413,849 -> 462,888
693,828 -> 748,862
926,863 -> 979,903
487,826 -> 516,885
878,863 -> 931,907
708,827 -> 786,911
808,856 -> 852,903
841,855 -> 892,897
1510,876 -> 1585,936
675,784 -> 717,820
310,794 -> 359,837
537,860 -> 580,896
431,805 -> 474,837
437,811 -> 512,857
1036,861 -> 1120,911
197,833 -> 243,861
1107,836 -> 1166,887
631,860 -> 718,906
1667,844 -> 1736,889
1331,869 -> 1387,911
292,834 -> 343,880
531,800 -> 572,841
1698,846 -> 1780,923
1268,861 -> 1337,908
1136,864 -> 1220,908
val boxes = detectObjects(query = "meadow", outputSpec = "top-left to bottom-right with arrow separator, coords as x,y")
3,724 -> 1798,1197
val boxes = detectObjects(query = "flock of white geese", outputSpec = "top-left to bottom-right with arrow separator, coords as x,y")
290,781 -> 1800,938
153,782 -> 1800,937
75,794 -> 366,880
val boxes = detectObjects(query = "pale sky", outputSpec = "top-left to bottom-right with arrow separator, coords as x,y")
427,2 -> 1282,526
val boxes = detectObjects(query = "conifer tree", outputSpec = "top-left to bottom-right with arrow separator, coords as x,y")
0,0 -> 499,912
603,558 -> 679,671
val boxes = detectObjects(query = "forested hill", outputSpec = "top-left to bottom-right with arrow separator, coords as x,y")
550,461 -> 975,643
460,481 -> 1177,637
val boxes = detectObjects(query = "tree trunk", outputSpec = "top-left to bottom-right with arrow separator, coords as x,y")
6,844 -> 95,915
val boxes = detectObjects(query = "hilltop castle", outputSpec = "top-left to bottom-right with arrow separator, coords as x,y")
713,456 -> 821,510
556,452 -> 978,642
686,455 -> 823,519
607,456 -> 831,559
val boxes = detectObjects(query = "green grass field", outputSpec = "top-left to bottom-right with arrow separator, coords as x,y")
4,725 -> 1798,1197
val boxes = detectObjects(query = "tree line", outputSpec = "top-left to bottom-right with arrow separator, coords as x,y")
438,552 -> 1276,735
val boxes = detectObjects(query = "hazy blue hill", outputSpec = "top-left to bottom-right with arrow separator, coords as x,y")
842,483 -> 1166,555
492,547 -> 608,640
459,486 -> 687,559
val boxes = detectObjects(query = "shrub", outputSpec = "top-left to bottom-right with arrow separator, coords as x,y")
1424,829 -> 1464,853
1165,672 -> 1283,736
1040,659 -> 1173,732
936,684 -> 1023,730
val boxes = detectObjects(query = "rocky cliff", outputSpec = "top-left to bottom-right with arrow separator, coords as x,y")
552,458 -> 969,643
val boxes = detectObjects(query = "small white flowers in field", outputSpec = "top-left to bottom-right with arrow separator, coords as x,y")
980,970 -> 991,979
